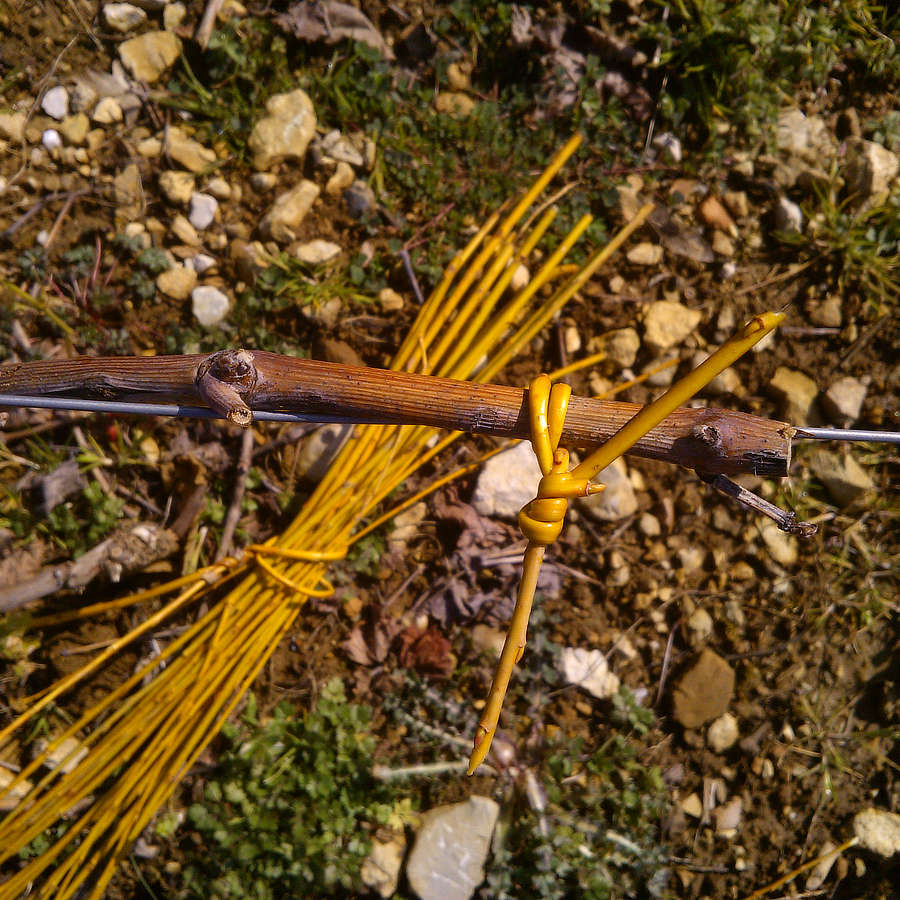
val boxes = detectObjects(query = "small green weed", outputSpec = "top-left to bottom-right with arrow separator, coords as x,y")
44,481 -> 125,556
180,680 -> 407,899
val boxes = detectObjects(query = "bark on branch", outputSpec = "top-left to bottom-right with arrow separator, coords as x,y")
0,349 -> 794,477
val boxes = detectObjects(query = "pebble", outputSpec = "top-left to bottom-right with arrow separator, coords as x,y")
711,231 -> 735,257
188,192 -> 218,230
471,624 -> 505,658
698,196 -> 736,235
42,129 -> 62,150
639,512 -> 661,536
295,423 -> 352,481
378,287 -> 404,312
768,367 -> 818,425
248,88 -> 317,171
0,111 -> 26,142
259,179 -> 320,243
137,136 -> 162,157
810,293 -> 842,328
643,300 -> 702,350
170,214 -> 200,246
714,797 -> 743,836
681,793 -> 703,818
774,195 -> 804,233
204,176 -> 231,200
472,440 -> 542,519
652,131 -> 682,162
360,833 -> 406,898
344,179 -> 376,218
434,91 -> 476,117
708,712 -> 740,753
844,138 -> 899,202
626,242 -> 663,266
249,172 -> 277,192
672,648 -> 735,729
59,113 -> 89,145
579,457 -> 638,522
559,647 -> 620,700
510,263 -> 530,292
165,126 -> 217,173
35,736 -> 88,774
387,501 -> 427,551
853,808 -> 900,857
103,2 -> 147,32
156,264 -> 197,300
189,253 -> 216,274
326,160 -> 355,196
41,85 -> 69,120
406,796 -> 499,900
292,239 -> 341,265
0,770 -> 33,812
759,520 -> 798,567
69,80 -> 98,113
686,607 -> 713,646
808,450 -> 875,506
723,190 -> 749,218
191,286 -> 229,328
163,1 -> 186,30
821,376 -> 867,426
118,31 -> 181,84
318,129 -> 365,167
92,96 -> 123,124
590,326 -> 640,368
158,170 -> 194,206
113,163 -> 142,221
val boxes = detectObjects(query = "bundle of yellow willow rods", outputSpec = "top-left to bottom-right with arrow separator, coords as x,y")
0,134 -> 647,899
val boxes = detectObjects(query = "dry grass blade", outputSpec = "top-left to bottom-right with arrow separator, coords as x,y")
0,134 -> 647,898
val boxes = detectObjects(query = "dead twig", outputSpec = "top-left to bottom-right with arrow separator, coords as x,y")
217,427 -> 255,560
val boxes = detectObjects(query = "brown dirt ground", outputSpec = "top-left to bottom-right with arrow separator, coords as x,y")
1,2 -> 898,899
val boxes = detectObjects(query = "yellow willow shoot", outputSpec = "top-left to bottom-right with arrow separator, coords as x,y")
0,136 -> 648,899
467,311 -> 785,774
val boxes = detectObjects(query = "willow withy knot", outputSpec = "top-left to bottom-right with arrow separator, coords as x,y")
467,374 -> 603,774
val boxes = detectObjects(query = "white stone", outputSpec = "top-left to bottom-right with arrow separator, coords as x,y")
171,214 -> 200,246
560,647 -> 620,699
118,31 -> 181,84
0,111 -> 26,142
769,366 -> 818,425
191,285 -> 230,328
35,736 -> 88,774
165,126 -> 217,173
643,300 -> 702,350
407,797 -> 499,900
361,833 -> 406,898
292,239 -> 341,265
686,607 -> 713,645
204,176 -> 232,199
156,264 -> 197,300
591,327 -> 640,368
844,138 -> 899,201
188,192 -> 218,230
638,512 -> 661,536
42,129 -> 62,150
103,2 -> 147,32
808,450 -> 875,506
41,85 -> 69,120
579,457 -> 638,522
0,769 -> 33,812
509,263 -> 530,292
759,520 -> 798,567
653,131 -> 682,162
259,179 -> 320,243
627,241 -> 663,266
163,1 -> 186,30
821,376 -> 867,426
189,253 -> 216,274
325,160 -> 355,196
853,808 -> 900,857
707,713 -> 739,753
378,287 -> 404,312
158,170 -> 194,205
472,440 -> 541,519
92,96 -> 123,124
295,424 -> 352,481
248,88 -> 317,171
774,195 -> 804,233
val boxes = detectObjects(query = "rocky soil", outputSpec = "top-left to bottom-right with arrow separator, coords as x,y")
1,2 -> 898,899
